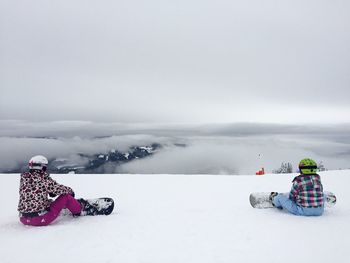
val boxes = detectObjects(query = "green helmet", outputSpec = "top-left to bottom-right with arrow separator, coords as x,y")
299,158 -> 318,175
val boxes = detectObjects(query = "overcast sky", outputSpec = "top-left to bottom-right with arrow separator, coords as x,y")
1,0 -> 350,124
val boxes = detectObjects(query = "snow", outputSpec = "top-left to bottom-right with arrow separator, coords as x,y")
139,146 -> 155,153
1,170 -> 349,263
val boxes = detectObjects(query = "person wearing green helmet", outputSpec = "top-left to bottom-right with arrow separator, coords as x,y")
269,158 -> 325,216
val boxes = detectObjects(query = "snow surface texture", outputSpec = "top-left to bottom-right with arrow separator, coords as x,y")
0,171 -> 349,263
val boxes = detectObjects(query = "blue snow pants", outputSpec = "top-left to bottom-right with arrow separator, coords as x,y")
272,193 -> 324,216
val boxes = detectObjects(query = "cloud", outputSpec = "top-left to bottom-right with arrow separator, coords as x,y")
0,121 -> 349,173
1,1 -> 350,124
2,120 -> 350,138
117,142 -> 241,175
0,134 -> 174,171
115,136 -> 350,174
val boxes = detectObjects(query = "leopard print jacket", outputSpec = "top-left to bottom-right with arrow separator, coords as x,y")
18,170 -> 74,213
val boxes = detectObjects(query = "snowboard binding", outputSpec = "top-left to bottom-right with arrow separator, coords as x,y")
78,197 -> 114,216
325,192 -> 336,207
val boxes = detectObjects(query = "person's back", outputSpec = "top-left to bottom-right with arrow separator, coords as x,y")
270,158 -> 325,216
18,170 -> 51,214
18,155 -> 81,226
290,173 -> 324,208
18,168 -> 74,214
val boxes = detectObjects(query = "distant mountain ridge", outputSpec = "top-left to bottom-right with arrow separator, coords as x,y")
7,143 -> 170,174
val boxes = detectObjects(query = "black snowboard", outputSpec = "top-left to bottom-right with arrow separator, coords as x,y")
78,197 -> 115,216
249,191 -> 336,209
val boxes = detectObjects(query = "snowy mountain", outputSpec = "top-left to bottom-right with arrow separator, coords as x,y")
6,143 -> 164,174
0,170 -> 349,263
51,144 -> 162,173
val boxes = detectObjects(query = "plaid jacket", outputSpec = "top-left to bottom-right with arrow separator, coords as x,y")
289,174 -> 324,208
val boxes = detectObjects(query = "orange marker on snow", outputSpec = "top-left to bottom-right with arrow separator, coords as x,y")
256,167 -> 265,176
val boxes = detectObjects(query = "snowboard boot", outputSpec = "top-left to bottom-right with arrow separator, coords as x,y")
77,198 -> 99,216
269,192 -> 278,207
77,198 -> 114,216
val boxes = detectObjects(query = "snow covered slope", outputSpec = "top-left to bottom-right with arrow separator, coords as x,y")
1,171 -> 349,263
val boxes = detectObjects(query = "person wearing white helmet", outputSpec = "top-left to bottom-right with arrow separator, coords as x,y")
28,155 -> 49,171
18,155 -> 83,226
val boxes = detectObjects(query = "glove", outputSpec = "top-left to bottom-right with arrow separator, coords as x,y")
70,191 -> 75,198
49,193 -> 57,198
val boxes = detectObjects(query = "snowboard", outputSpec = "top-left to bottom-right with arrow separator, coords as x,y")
60,197 -> 115,216
249,191 -> 336,209
78,197 -> 115,216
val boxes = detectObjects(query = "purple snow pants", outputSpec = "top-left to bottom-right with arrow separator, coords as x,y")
20,194 -> 81,226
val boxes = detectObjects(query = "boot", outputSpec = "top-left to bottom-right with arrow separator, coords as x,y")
77,198 -> 98,216
269,192 -> 278,206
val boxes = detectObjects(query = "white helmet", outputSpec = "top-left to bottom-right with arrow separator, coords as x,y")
29,155 -> 48,171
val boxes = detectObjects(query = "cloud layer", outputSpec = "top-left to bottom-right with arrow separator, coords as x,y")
1,1 -> 350,124
1,121 -> 349,174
